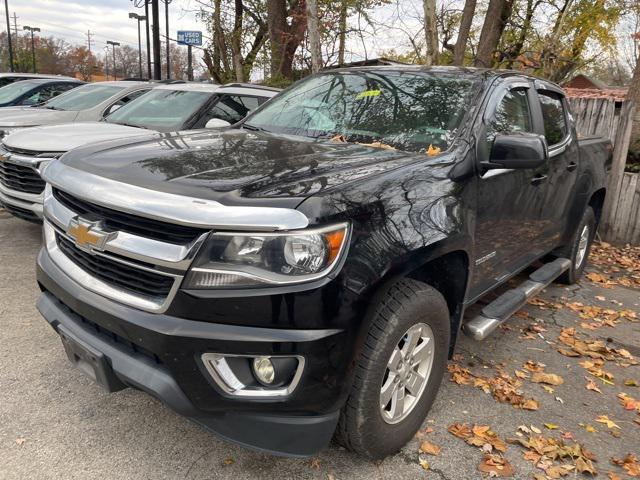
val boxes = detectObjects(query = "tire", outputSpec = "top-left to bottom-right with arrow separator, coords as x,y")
335,279 -> 450,459
557,206 -> 596,284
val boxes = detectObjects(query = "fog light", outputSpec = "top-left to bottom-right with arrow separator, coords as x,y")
253,356 -> 275,385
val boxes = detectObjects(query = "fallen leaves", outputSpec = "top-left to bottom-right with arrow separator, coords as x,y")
585,377 -> 602,393
617,392 -> 640,412
447,364 -> 540,410
564,301 -> 634,329
509,429 -> 598,478
611,454 -> 640,477
15,438 -> 25,446
419,440 -> 441,456
595,415 -> 621,430
478,454 -> 515,477
585,271 -> 617,288
531,372 -> 565,386
448,424 -> 507,453
557,327 -> 637,368
589,242 -> 640,290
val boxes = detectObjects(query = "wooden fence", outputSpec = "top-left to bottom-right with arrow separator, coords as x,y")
567,97 -> 638,245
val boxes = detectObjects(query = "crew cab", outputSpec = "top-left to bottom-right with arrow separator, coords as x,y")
0,83 -> 279,221
35,67 -> 611,459
0,80 -> 154,138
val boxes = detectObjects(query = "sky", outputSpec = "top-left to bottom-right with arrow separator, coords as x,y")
1,0 -> 202,53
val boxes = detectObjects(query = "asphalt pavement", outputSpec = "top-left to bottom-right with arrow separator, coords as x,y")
1,212 -> 638,480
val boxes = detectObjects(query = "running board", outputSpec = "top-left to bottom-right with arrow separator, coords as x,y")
462,258 -> 571,341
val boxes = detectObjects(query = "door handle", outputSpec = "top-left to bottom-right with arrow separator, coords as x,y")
530,174 -> 547,185
566,161 -> 578,172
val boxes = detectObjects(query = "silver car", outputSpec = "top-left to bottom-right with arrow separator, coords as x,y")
0,81 -> 154,137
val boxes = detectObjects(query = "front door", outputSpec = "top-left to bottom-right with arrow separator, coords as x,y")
469,80 -> 550,299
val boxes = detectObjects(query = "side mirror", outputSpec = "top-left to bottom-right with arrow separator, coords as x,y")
205,118 -> 231,129
484,134 -> 547,170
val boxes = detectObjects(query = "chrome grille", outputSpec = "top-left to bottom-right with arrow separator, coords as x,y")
56,233 -> 175,298
0,161 -> 45,194
53,188 -> 207,244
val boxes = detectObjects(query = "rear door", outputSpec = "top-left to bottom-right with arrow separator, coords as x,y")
469,78 -> 550,299
533,85 -> 578,250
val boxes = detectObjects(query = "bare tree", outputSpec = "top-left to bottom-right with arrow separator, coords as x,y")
306,0 -> 322,72
423,0 -> 438,65
267,0 -> 307,82
474,0 -> 513,68
453,0 -> 476,65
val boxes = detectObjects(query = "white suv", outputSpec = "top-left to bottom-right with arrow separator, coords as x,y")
0,83 -> 280,221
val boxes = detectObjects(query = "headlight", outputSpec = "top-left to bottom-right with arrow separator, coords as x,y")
184,222 -> 349,288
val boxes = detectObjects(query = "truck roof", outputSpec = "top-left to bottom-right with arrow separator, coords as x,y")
325,65 -> 565,92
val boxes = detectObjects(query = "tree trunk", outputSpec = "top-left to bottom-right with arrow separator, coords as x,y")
267,0 -> 307,81
453,0 -> 476,66
504,0 -> 537,68
306,0 -> 322,72
474,0 -> 513,68
628,57 -> 640,155
231,0 -> 245,82
338,0 -> 347,65
423,0 -> 438,66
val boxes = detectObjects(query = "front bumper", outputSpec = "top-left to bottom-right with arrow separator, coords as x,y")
0,182 -> 43,221
36,247 -> 349,456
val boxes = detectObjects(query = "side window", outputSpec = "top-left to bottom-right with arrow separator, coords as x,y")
23,85 -> 57,105
104,89 -> 149,116
207,95 -> 261,124
538,91 -> 568,146
486,88 -> 533,143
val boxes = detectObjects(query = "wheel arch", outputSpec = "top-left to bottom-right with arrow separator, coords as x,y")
588,187 -> 606,226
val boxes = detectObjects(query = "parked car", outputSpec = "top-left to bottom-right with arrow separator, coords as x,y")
0,81 -> 154,138
0,83 -> 279,221
0,78 -> 84,107
34,67 -> 611,458
0,72 -> 79,88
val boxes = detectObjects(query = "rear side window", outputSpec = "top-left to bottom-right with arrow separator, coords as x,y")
486,88 -> 533,142
207,95 -> 261,124
538,91 -> 568,146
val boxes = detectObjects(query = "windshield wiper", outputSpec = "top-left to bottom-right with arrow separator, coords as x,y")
117,122 -> 148,129
43,105 -> 62,110
242,123 -> 267,132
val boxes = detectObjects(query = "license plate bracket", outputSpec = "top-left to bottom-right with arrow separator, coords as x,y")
58,325 -> 126,393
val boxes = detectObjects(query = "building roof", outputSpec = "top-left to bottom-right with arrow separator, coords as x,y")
564,87 -> 628,102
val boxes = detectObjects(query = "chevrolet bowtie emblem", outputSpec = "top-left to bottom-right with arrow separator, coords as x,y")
67,217 -> 115,253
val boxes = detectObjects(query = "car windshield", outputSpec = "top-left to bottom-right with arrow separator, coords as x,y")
245,71 -> 479,152
105,88 -> 213,131
44,84 -> 123,111
0,81 -> 37,103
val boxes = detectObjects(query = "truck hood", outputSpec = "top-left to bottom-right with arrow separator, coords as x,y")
57,128 -> 427,208
3,122 -> 149,152
0,107 -> 77,127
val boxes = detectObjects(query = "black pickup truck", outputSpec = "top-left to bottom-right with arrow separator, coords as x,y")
35,66 -> 611,459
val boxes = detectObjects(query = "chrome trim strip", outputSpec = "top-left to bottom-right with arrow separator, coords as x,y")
481,168 -> 514,179
548,135 -> 572,158
42,161 -> 309,231
0,152 -> 41,167
201,353 -> 305,398
0,186 -> 43,216
44,220 -> 182,313
0,181 -> 44,203
43,188 -> 207,271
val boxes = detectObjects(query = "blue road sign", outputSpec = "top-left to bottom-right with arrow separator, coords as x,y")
177,31 -> 202,46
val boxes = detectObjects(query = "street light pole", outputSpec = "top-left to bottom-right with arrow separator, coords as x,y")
23,25 -> 40,73
151,0 -> 161,80
106,40 -> 120,80
144,0 -> 151,79
4,0 -> 14,72
164,0 -> 170,79
129,12 -> 146,79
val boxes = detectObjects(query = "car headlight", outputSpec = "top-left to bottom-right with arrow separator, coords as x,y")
184,222 -> 350,288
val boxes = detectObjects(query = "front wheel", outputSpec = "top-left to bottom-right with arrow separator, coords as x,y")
335,279 -> 450,459
557,206 -> 596,284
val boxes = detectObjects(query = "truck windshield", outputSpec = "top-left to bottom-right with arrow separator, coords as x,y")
43,84 -> 123,111
105,89 -> 212,131
0,81 -> 37,103
245,71 -> 478,152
